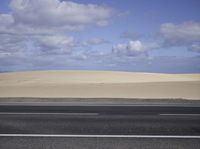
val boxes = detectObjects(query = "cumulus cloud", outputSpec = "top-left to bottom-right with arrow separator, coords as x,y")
160,22 -> 200,52
112,40 -> 160,56
0,0 -> 113,56
9,0 -> 113,32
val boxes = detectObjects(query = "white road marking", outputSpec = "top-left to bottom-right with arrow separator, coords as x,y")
160,114 -> 200,116
0,134 -> 200,138
0,112 -> 99,116
1,112 -> 200,116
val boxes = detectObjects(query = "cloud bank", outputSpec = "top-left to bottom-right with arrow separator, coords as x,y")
0,0 -> 113,56
160,22 -> 200,52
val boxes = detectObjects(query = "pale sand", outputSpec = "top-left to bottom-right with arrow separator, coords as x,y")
0,70 -> 199,99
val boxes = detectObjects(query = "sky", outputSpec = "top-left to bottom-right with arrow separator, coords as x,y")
0,0 -> 200,73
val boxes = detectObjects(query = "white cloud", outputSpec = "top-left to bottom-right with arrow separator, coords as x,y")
0,14 -> 14,28
33,35 -> 76,54
0,0 -> 113,56
0,34 -> 26,54
112,40 -> 160,56
0,14 -> 14,34
112,43 -> 127,53
128,40 -> 144,51
160,22 -> 200,52
9,0 -> 113,32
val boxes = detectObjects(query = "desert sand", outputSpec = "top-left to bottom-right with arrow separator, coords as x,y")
0,70 -> 199,99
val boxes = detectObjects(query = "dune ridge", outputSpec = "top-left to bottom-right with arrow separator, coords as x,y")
0,70 -> 199,99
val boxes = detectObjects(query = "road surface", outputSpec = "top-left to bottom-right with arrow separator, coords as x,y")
0,102 -> 200,149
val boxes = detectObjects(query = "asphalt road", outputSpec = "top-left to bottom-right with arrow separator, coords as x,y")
0,102 -> 200,148
1,137 -> 200,149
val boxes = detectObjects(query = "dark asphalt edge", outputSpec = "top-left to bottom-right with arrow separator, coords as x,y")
0,97 -> 200,104
0,104 -> 200,114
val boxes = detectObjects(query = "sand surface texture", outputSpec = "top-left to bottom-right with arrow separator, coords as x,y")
0,71 -> 199,99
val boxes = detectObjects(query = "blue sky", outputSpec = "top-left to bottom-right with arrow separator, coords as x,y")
0,0 -> 200,73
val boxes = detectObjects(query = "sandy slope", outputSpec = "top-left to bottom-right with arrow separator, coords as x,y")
0,70 -> 199,99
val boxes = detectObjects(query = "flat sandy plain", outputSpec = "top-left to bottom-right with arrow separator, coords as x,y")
0,70 -> 199,99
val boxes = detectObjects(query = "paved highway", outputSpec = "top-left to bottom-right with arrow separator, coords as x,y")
0,102 -> 200,148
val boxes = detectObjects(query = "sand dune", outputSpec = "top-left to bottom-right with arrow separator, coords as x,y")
0,70 -> 199,99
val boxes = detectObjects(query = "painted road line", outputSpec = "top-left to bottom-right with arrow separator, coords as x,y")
160,114 -> 200,116
0,134 -> 200,139
0,112 -> 99,116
